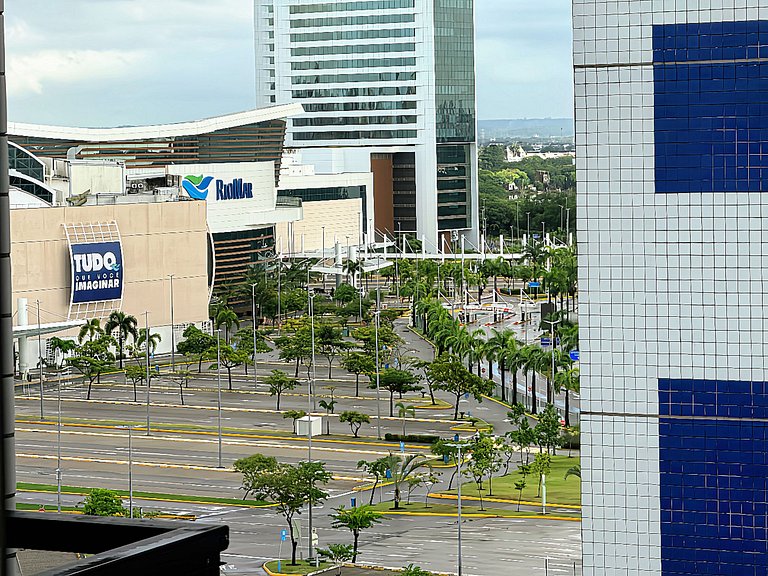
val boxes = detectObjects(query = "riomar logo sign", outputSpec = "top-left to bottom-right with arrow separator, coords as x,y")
182,175 -> 254,201
71,241 -> 123,303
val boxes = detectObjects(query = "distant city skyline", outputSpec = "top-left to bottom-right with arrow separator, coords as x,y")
5,0 -> 573,126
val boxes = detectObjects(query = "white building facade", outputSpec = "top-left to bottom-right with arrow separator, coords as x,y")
254,0 -> 479,252
575,1 -> 768,575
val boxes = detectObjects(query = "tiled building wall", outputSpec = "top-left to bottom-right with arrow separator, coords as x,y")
574,1 -> 768,575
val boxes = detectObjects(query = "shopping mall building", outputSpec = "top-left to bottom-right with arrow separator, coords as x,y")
8,104 -> 365,374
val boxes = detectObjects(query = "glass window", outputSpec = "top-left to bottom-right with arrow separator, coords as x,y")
292,42 -> 415,57
293,115 -> 417,127
302,101 -> 417,112
292,72 -> 416,85
290,0 -> 414,14
292,57 -> 416,71
291,28 -> 415,43
292,86 -> 416,98
290,13 -> 414,28
293,130 -> 417,140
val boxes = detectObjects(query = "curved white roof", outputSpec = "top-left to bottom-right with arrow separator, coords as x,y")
8,104 -> 305,142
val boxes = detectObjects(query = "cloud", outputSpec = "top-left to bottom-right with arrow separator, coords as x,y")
7,49 -> 146,97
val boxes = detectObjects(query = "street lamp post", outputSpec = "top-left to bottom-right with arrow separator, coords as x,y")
251,282 -> 258,385
277,254 -> 282,332
543,316 -> 561,405
169,274 -> 175,372
36,299 -> 43,419
216,329 -> 223,468
445,439 -> 468,576
145,311 -> 151,436
307,287 -> 317,561
374,310 -> 382,440
322,226 -> 326,291
56,368 -> 63,512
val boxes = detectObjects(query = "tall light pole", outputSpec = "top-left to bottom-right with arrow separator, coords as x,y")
251,282 -> 258,385
56,368 -> 63,512
36,299 -> 43,419
321,225 -> 326,291
446,438 -> 468,576
277,254 -> 282,332
216,329 -> 223,468
543,316 -> 561,405
169,274 -> 175,372
145,311 -> 150,436
374,309 -> 382,440
307,285 -> 316,561
526,212 -> 531,244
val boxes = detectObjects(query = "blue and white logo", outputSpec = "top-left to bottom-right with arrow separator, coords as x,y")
71,241 -> 123,303
182,174 -> 254,201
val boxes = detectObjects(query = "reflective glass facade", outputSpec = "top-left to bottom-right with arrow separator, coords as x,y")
291,57 -> 416,70
290,28 -> 415,42
9,143 -> 45,182
290,13 -> 414,27
291,43 -> 416,57
290,0 -> 414,13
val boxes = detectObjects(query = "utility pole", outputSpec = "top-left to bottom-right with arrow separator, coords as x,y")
145,311 -> 150,436
216,329 -> 223,468
36,299 -> 43,419
169,274 -> 175,372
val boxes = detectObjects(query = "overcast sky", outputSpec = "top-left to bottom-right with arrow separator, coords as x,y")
5,0 -> 573,126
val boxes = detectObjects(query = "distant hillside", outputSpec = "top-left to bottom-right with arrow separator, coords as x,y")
478,118 -> 574,143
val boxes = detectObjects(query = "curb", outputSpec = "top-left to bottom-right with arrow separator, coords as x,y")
429,492 -> 581,510
375,510 -> 579,521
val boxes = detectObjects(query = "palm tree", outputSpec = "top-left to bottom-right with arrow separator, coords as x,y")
78,318 -> 103,344
379,453 -> 425,509
136,328 -> 162,359
520,345 -> 545,414
343,259 -> 362,288
395,402 -> 416,436
215,307 -> 240,343
104,311 -> 138,369
554,365 -> 579,427
485,329 -> 515,403
503,337 -> 525,406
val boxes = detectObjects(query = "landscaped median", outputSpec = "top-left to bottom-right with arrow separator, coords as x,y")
17,482 -> 271,508
15,502 -> 196,520
263,559 -> 333,575
367,501 -> 580,521
437,455 -> 581,509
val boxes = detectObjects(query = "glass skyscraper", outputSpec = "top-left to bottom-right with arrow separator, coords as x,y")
575,1 -> 768,574
255,0 -> 479,251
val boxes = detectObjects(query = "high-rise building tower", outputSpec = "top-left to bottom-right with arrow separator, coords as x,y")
254,0 -> 479,252
576,1 -> 768,574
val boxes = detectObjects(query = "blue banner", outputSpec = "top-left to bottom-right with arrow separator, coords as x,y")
71,241 -> 123,303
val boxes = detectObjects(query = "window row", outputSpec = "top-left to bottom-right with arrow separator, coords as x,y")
291,28 -> 415,42
293,129 -> 417,140
302,100 -> 417,112
293,71 -> 416,85
291,57 -> 416,71
292,86 -> 416,98
291,42 -> 415,57
290,13 -> 414,28
293,115 -> 417,127
290,0 -> 414,14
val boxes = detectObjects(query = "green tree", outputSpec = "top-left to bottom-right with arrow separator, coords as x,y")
208,341 -> 248,390
565,464 -> 581,480
402,565 -> 432,576
78,318 -> 103,344
375,368 -> 421,417
275,323 -> 313,377
265,370 -> 297,410
282,409 -> 307,434
341,352 -> 375,397
330,505 -> 382,563
124,364 -> 146,403
316,323 -> 349,379
514,479 -> 527,511
68,335 -> 116,399
240,459 -> 331,565
431,439 -> 461,489
317,544 -> 354,576
357,458 -> 388,505
177,325 -> 216,373
135,327 -> 162,359
47,336 -> 77,369
214,306 -> 240,343
233,453 -> 278,499
333,283 -> 357,304
426,354 -> 494,419
379,453 -> 425,510
339,411 -> 370,438
82,488 -> 126,516
395,402 -> 416,436
535,403 -> 563,455
531,452 -> 552,498
507,404 -> 537,465
104,311 -> 138,369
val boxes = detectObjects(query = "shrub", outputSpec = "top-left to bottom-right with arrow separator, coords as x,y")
384,433 -> 440,444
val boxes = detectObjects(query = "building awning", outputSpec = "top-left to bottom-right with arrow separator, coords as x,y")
13,320 -> 82,339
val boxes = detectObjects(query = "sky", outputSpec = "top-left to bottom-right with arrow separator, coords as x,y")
5,0 -> 573,127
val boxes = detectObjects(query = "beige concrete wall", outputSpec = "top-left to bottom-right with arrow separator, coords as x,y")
11,201 -> 210,343
275,198 -> 362,253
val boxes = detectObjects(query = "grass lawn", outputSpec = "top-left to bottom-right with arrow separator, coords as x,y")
17,482 -> 269,507
264,559 -> 333,574
443,455 -> 581,506
367,501 -> 579,519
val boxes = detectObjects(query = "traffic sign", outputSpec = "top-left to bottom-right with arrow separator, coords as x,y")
400,441 -> 405,453
540,337 -> 551,346
569,350 -> 580,361
280,529 -> 287,542
528,281 -> 541,288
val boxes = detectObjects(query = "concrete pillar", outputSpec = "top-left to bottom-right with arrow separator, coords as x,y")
499,234 -> 504,256
335,242 -> 343,288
